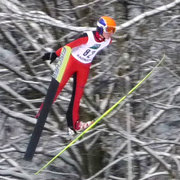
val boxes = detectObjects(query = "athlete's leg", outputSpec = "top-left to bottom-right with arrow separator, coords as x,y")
66,62 -> 91,130
66,73 -> 77,128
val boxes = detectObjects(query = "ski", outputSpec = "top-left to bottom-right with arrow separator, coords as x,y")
24,46 -> 71,161
35,55 -> 165,174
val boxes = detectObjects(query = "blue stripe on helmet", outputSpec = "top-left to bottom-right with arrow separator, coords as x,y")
99,18 -> 106,26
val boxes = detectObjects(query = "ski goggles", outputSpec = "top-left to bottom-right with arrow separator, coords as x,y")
104,26 -> 116,33
97,21 -> 116,34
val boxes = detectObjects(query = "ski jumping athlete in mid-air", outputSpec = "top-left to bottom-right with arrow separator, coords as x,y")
37,16 -> 116,134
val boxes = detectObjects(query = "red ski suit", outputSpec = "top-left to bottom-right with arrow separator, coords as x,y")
38,31 -> 111,130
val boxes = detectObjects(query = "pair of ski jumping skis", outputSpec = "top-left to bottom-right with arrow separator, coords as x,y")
24,16 -> 165,174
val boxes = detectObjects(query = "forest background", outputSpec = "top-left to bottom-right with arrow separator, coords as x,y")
0,0 -> 180,180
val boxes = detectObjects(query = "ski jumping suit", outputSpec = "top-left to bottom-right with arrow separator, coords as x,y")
38,31 -> 111,130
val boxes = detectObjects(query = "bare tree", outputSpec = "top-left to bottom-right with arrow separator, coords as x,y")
0,0 -> 180,179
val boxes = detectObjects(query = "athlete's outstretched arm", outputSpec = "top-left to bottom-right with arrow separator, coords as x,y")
56,33 -> 88,56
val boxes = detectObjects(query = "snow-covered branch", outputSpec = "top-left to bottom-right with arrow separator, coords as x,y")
0,0 -> 180,32
118,0 -> 180,30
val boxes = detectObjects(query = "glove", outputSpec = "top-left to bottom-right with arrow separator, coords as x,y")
42,52 -> 57,64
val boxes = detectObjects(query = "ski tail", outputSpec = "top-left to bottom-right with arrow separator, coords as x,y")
24,78 -> 59,161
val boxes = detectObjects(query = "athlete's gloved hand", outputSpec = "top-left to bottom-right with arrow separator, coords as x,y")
42,52 -> 57,64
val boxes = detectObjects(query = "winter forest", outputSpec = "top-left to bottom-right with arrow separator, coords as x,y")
0,0 -> 180,180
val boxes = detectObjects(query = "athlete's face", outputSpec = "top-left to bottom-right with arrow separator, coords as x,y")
102,31 -> 113,39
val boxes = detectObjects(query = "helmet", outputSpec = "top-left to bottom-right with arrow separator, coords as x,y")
97,16 -> 116,35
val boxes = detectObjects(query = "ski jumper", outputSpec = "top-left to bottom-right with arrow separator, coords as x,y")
38,31 -> 111,130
